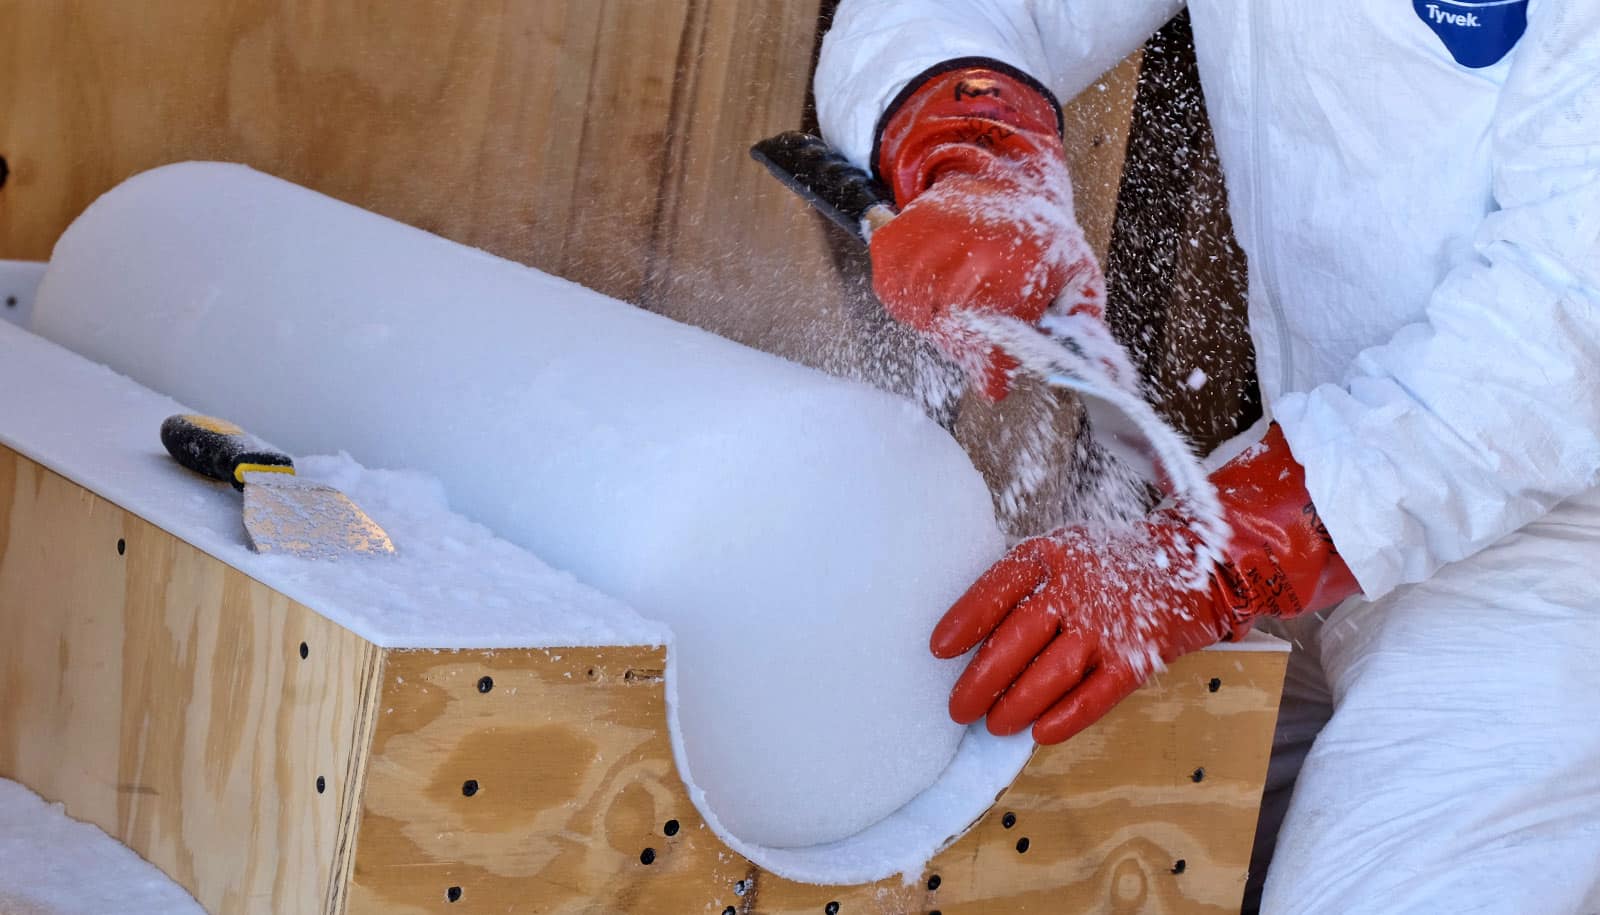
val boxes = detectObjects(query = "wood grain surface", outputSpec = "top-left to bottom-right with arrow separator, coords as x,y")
0,447 -> 381,913
0,1 -> 1140,359
0,0 -> 839,319
347,640 -> 1282,914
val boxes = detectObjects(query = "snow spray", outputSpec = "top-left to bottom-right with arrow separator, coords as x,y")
957,310 -> 1230,590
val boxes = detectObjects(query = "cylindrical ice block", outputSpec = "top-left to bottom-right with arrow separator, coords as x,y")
33,163 -> 1005,850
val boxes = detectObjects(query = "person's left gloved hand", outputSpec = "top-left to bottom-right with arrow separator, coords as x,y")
868,64 -> 1106,400
931,424 -> 1360,744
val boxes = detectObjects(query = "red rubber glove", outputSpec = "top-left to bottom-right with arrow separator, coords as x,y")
931,424 -> 1360,744
870,64 -> 1105,401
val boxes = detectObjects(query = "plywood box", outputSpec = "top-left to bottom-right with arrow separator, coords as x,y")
0,441 -> 1285,913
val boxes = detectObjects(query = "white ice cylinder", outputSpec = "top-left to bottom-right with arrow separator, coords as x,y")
32,163 -> 1005,849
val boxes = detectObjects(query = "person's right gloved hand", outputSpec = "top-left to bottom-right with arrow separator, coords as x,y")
929,423 -> 1361,744
869,63 -> 1105,401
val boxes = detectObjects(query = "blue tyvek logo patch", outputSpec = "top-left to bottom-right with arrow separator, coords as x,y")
1413,0 -> 1529,68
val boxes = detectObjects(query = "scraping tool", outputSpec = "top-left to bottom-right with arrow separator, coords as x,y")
160,414 -> 395,558
749,130 -> 1200,493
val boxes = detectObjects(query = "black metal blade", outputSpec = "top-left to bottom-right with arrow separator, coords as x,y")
749,131 -> 891,242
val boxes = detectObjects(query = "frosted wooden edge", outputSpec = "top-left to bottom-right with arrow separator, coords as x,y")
0,320 -> 668,650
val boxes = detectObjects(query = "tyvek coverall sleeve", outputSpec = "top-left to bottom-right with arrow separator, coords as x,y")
814,0 -> 1183,170
1272,2 -> 1600,599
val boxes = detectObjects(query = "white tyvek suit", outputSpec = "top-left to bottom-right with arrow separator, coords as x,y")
818,2 -> 1600,911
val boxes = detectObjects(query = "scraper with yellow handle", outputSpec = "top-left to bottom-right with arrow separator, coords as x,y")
160,414 -> 395,558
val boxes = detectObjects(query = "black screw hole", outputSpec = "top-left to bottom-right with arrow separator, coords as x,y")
664,819 -> 680,836
723,909 -> 736,915
315,775 -> 325,794
735,880 -> 748,896
930,911 -> 943,915
4,296 -> 15,308
1015,837 -> 1030,854
1191,767 -> 1206,783
116,538 -> 126,556
640,847 -> 656,865
0,155 -> 8,190
1001,812 -> 1017,829
926,874 -> 941,891
477,675 -> 494,693
1171,859 -> 1187,874
586,667 -> 599,680
825,903 -> 840,914
1208,677 -> 1222,692
462,779 -> 479,797
298,641 -> 309,660
445,886 -> 461,903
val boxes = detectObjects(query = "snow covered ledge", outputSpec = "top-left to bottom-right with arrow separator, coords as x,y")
0,172 -> 1289,911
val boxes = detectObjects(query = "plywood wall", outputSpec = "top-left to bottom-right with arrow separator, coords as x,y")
0,0 -> 836,311
0,1 -> 1143,351
0,449 -> 380,913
